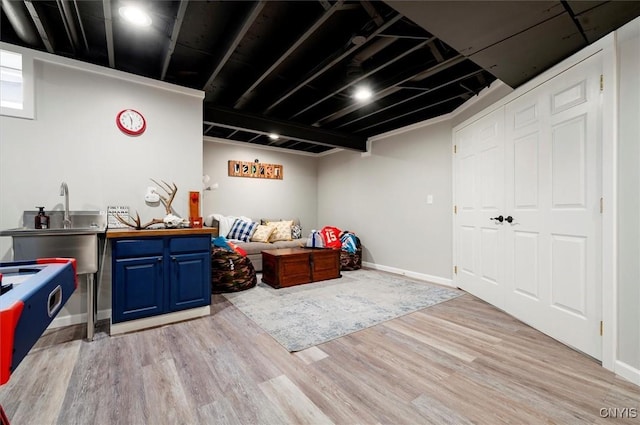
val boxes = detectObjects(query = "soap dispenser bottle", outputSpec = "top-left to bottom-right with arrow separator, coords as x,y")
35,206 -> 50,229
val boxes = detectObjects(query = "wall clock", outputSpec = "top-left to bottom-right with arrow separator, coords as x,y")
116,109 -> 146,136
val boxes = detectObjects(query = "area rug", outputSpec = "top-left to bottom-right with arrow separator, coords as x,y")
223,269 -> 463,352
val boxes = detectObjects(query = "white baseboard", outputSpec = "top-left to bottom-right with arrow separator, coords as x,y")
110,306 -> 211,336
615,360 -> 640,386
48,309 -> 112,330
362,261 -> 454,288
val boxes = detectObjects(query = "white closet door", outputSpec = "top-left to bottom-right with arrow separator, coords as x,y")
454,108 -> 506,309
504,53 -> 602,359
455,53 -> 602,359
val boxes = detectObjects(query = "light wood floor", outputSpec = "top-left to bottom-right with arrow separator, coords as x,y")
1,290 -> 638,424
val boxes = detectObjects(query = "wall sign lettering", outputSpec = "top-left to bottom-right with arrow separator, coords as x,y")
228,160 -> 283,180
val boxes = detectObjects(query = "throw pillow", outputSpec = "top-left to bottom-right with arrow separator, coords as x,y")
212,214 -> 238,238
227,219 -> 258,242
267,220 -> 293,242
291,224 -> 302,239
251,224 -> 276,243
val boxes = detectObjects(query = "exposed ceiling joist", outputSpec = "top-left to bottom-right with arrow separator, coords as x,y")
24,0 -> 54,52
57,0 -> 80,53
290,37 -> 434,120
264,13 -> 403,113
319,54 -> 465,126
102,0 -> 114,68
2,1 -> 637,155
161,0 -> 188,81
233,0 -> 345,109
202,1 -> 266,95
205,105 -> 367,152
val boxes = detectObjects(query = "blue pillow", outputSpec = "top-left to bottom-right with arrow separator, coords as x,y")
227,219 -> 258,242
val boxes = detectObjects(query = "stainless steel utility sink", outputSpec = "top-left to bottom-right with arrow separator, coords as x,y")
0,211 -> 107,274
0,211 -> 107,341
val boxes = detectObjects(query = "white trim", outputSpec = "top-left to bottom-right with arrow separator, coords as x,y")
0,42 -> 204,99
318,147 -> 344,157
615,360 -> 640,386
450,80 -> 511,117
600,32 -> 618,372
48,308 -> 112,330
366,81 -> 511,143
203,136 -> 320,157
368,111 -> 453,142
362,261 -> 454,288
110,306 -> 211,336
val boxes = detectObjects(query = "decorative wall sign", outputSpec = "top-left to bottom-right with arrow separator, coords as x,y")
228,160 -> 283,180
107,206 -> 130,228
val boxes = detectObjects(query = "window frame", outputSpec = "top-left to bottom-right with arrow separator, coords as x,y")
1,48 -> 35,119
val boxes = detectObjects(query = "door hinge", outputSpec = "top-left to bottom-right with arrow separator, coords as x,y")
600,197 -> 603,214
453,144 -> 457,154
453,205 -> 457,214
600,74 -> 604,92
600,320 -> 603,336
454,265 -> 458,275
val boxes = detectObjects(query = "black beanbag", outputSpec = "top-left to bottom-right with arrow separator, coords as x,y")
211,247 -> 257,293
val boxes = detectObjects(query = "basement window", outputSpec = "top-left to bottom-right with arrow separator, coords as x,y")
1,49 -> 34,119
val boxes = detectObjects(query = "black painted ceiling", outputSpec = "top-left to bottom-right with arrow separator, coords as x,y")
2,1 -> 639,154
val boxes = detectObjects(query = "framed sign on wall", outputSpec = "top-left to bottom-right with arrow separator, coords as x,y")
228,160 -> 283,180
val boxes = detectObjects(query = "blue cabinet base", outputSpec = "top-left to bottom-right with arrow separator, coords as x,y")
111,234 -> 211,329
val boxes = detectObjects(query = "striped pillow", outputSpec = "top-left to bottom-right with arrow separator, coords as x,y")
227,219 -> 258,242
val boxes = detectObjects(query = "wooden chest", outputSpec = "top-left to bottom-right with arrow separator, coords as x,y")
261,248 -> 341,288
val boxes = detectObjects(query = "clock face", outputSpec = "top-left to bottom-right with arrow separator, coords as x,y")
116,109 -> 146,136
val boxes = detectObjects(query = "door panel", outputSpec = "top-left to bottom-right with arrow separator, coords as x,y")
459,226 -> 475,275
513,132 -> 539,209
551,115 -> 587,208
513,231 -> 539,299
455,108 -> 505,308
550,234 -> 587,316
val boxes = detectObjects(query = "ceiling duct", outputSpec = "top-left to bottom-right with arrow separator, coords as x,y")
1,0 -> 40,46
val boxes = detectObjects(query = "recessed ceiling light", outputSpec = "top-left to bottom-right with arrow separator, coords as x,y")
268,133 -> 279,140
119,5 -> 152,27
354,86 -> 373,102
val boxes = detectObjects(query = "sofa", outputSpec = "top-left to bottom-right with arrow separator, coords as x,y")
205,214 -> 309,272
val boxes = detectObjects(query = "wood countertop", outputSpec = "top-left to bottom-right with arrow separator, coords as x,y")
106,227 -> 218,239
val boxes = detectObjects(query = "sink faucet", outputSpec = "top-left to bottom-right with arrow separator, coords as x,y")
60,182 -> 70,228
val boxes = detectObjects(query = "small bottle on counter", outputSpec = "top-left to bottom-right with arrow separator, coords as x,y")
35,206 -> 50,229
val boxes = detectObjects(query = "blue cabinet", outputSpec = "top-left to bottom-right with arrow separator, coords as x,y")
111,234 -> 211,324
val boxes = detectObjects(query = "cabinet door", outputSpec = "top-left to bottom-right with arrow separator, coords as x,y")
169,252 -> 210,311
113,256 -> 164,323
311,250 -> 341,282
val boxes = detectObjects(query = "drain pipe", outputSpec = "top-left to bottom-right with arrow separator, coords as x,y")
1,0 -> 40,46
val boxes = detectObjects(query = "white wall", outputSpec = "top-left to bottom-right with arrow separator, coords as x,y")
0,43 -> 203,325
616,19 -> 640,373
317,121 -> 454,285
202,139 -> 318,234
